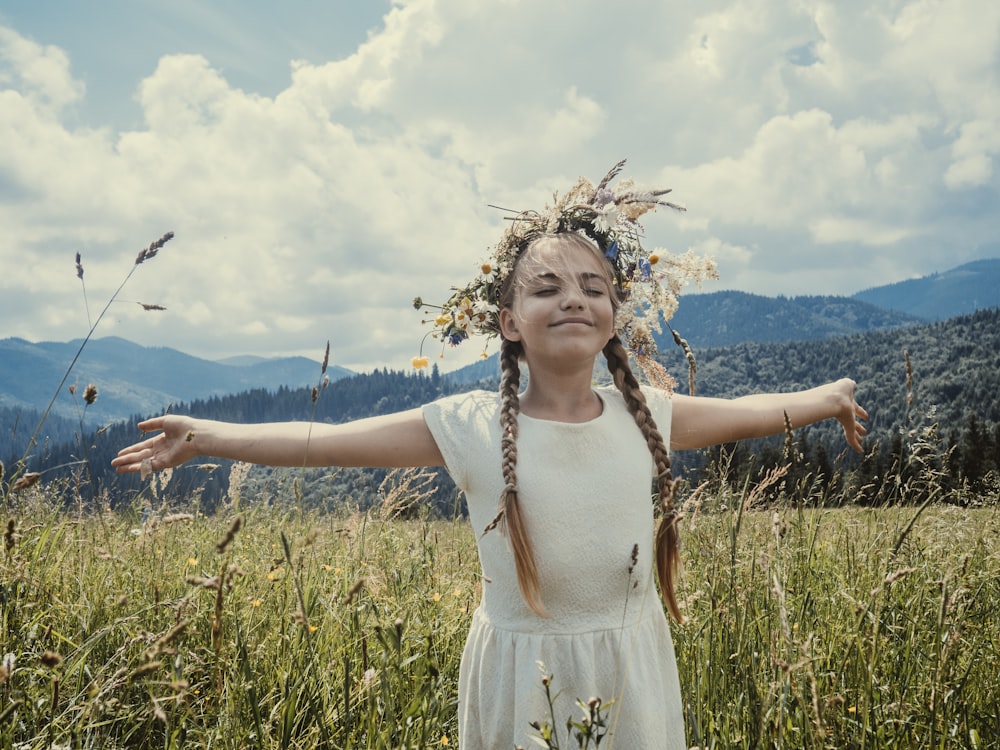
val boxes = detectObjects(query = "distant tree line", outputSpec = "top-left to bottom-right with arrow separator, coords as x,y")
5,309 -> 1000,513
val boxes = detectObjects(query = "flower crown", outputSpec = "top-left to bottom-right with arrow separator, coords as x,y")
412,159 -> 717,368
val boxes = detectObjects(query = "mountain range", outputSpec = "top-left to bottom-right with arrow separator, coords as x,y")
2,258 -> 998,423
0,336 -> 351,426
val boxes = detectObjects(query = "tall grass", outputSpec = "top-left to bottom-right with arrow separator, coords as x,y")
1,475 -> 997,749
2,232 -> 173,509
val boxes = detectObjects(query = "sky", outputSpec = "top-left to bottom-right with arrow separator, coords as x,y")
1,0 -> 998,373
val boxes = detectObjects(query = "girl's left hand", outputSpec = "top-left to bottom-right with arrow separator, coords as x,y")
833,378 -> 869,452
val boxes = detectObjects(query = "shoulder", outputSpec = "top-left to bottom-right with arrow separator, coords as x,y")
422,389 -> 499,422
639,384 -> 673,410
595,384 -> 673,413
595,384 -> 673,441
421,390 -> 500,490
421,389 -> 501,443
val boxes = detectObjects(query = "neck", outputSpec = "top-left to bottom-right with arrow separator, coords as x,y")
518,361 -> 603,422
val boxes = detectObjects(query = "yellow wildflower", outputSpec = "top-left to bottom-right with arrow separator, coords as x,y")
411,356 -> 430,369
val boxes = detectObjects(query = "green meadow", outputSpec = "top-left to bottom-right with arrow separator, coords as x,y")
1,469 -> 997,749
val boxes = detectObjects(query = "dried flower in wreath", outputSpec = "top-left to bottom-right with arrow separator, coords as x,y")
414,159 -> 717,364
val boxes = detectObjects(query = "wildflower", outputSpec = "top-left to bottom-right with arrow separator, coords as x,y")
648,253 -> 660,265
454,297 -> 475,331
594,202 -> 620,234
472,299 -> 498,328
434,313 -> 451,327
604,241 -> 620,261
480,263 -> 496,283
322,564 -> 333,572
250,599 -> 262,608
411,356 -> 430,369
308,624 -> 318,633
432,592 -> 442,602
442,736 -> 450,746
187,557 -> 198,567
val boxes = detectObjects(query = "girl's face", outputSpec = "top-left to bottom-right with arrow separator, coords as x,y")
499,235 -> 616,365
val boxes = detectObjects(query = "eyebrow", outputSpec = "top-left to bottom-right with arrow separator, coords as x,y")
530,271 -> 605,284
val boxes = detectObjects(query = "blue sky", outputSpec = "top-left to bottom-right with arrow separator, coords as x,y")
2,0 -> 998,371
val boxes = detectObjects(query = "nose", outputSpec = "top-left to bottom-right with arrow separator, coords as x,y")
561,284 -> 586,309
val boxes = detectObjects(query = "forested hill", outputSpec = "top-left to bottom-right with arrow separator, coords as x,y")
661,291 -> 922,349
660,307 -> 1000,444
2,367 -> 469,513
5,309 -> 999,513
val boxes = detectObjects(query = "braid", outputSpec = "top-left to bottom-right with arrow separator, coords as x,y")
482,338 -> 545,615
603,336 -> 684,622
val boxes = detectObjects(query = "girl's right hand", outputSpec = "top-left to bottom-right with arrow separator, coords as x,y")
112,415 -> 202,474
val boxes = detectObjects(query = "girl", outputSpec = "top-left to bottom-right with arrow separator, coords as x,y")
113,164 -> 867,749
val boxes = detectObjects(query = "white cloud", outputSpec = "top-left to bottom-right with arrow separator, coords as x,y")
0,26 -> 82,108
0,0 -> 998,371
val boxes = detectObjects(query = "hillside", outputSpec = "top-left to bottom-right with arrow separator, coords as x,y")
852,258 -> 1000,320
8,309 -> 1000,515
0,336 -> 352,426
662,291 -> 921,349
660,307 -> 1000,448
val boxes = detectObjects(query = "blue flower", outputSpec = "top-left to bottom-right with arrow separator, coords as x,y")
638,258 -> 652,279
604,241 -> 619,261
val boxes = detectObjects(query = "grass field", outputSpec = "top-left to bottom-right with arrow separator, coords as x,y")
1,477 -> 998,749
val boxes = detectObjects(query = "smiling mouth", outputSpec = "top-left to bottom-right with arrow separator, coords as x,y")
552,318 -> 593,327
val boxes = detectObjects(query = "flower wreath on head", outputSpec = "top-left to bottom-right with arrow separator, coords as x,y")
412,159 -> 718,385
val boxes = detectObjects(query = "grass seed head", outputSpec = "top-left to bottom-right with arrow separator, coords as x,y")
134,231 -> 174,265
12,472 -> 41,492
216,514 -> 243,553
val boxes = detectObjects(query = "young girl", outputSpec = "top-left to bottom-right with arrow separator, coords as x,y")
113,163 -> 867,749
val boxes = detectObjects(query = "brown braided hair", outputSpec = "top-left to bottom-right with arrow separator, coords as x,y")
603,335 -> 683,622
480,337 -> 545,615
485,232 -> 683,620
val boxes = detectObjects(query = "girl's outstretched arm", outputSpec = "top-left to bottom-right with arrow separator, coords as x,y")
112,408 -> 445,474
669,377 -> 868,453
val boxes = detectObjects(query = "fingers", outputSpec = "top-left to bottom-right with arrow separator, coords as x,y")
111,447 -> 149,473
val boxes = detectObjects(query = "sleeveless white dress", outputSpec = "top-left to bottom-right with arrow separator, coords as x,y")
422,386 -> 685,750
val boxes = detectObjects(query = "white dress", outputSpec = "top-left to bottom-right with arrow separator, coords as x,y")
422,386 -> 686,750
